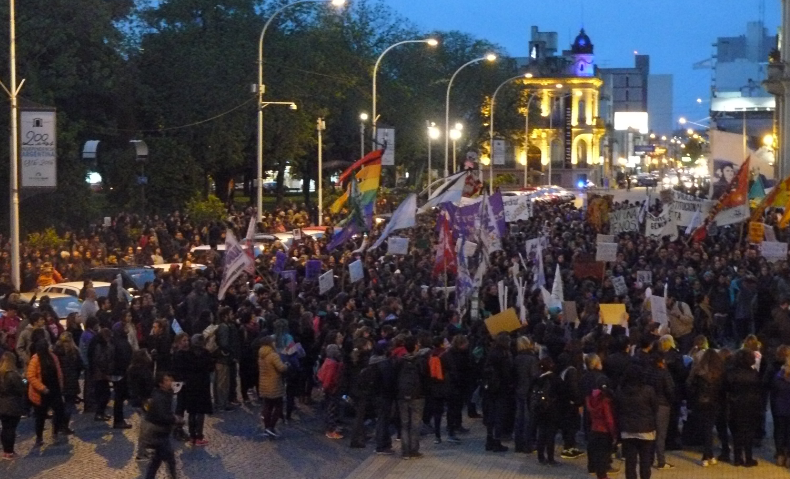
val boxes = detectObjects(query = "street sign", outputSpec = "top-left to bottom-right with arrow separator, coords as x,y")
634,145 -> 656,153
20,110 -> 57,188
376,128 -> 395,166
492,139 -> 506,165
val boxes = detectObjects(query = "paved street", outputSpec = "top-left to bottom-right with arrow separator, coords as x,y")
4,401 -> 790,479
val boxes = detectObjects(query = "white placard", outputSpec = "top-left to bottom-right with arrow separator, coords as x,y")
764,224 -> 777,242
636,270 -> 652,285
612,276 -> 628,296
596,234 -> 615,244
376,128 -> 395,166
293,229 -> 302,241
492,139 -> 506,166
348,259 -> 364,283
650,295 -> 668,325
103,217 -> 112,227
609,206 -> 640,235
319,270 -> 334,294
20,110 -> 57,188
645,208 -> 678,241
595,243 -> 618,262
669,190 -> 713,227
455,238 -> 478,258
503,196 -> 532,222
387,236 -> 409,255
761,241 -> 788,263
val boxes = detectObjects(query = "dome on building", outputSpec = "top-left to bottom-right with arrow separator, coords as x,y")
571,28 -> 593,54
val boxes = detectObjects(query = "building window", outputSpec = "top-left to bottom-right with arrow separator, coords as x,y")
578,100 -> 586,124
625,76 -> 630,87
625,90 -> 629,101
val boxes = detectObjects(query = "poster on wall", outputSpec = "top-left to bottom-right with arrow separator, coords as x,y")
20,110 -> 57,188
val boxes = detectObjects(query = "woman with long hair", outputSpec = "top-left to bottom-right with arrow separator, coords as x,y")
28,339 -> 66,445
0,351 -> 25,458
687,349 -> 725,466
53,331 -> 82,434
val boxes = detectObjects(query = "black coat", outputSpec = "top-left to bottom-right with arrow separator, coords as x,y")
616,384 -> 658,433
53,345 -> 82,398
140,387 -> 176,448
178,347 -> 214,414
0,370 -> 25,417
725,366 -> 762,425
514,352 -> 540,400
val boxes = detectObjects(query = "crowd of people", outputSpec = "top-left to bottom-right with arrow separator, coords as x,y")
0,191 -> 788,479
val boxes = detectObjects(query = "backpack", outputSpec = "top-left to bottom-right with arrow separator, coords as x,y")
356,364 -> 380,397
529,375 -> 555,415
203,324 -> 219,353
428,355 -> 444,382
397,357 -> 423,399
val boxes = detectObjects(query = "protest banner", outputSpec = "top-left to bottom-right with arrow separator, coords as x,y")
319,270 -> 334,295
645,208 -> 677,241
595,243 -> 618,262
609,206 -> 640,235
669,190 -> 713,227
587,194 -> 613,232
761,241 -> 788,262
636,270 -> 653,285
612,276 -> 627,296
484,308 -> 521,335
650,295 -> 668,325
600,304 -> 627,325
503,195 -> 532,222
748,222 -> 765,244
348,260 -> 364,283
387,236 -> 409,255
596,234 -> 614,244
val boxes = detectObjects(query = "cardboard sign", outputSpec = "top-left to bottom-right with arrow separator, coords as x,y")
305,259 -> 322,280
612,276 -> 628,296
636,270 -> 653,285
348,259 -> 364,283
484,308 -> 522,336
761,241 -> 788,263
387,236 -> 409,255
600,303 -> 627,325
650,295 -> 668,325
503,195 -> 533,222
596,234 -> 615,244
455,239 -> 478,258
609,206 -> 640,235
318,270 -> 334,295
171,319 -> 184,335
563,301 -> 578,323
595,243 -> 618,262
748,222 -> 765,244
103,217 -> 112,227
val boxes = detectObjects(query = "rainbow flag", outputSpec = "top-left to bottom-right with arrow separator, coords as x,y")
752,174 -> 790,222
329,160 -> 381,219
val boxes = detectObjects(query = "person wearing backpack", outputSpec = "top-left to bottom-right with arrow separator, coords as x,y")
427,336 -> 456,445
482,332 -> 514,453
395,336 -> 428,459
531,357 -> 561,465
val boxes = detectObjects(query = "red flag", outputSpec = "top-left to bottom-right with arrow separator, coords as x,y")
336,149 -> 384,185
433,212 -> 457,276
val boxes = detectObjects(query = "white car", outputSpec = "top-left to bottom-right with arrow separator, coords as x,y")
18,292 -> 82,324
40,281 -> 132,302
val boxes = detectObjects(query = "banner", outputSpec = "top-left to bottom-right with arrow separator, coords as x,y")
595,243 -> 618,262
637,270 -> 652,285
20,110 -> 57,188
748,222 -> 765,244
587,194 -> 613,232
218,231 -> 254,300
273,251 -> 287,274
503,195 -> 532,222
761,241 -> 788,263
600,304 -> 626,325
645,208 -> 677,241
609,206 -> 640,235
669,191 -> 713,227
305,259 -> 322,280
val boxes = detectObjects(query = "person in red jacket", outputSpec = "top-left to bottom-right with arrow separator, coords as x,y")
586,381 -> 618,479
317,344 -> 344,439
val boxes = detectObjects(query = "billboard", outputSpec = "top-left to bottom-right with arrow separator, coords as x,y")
20,110 -> 57,188
613,112 -> 649,134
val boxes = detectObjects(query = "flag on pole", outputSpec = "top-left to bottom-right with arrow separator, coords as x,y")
329,160 -> 381,221
749,176 -> 766,200
692,157 -> 751,241
371,193 -> 417,250
218,231 -> 254,300
433,209 -> 457,276
419,171 -> 469,213
752,174 -> 790,221
243,216 -> 256,274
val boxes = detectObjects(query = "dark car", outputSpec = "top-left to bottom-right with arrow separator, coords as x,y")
82,266 -> 157,295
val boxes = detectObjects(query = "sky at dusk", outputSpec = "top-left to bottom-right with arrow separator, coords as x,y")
385,0 -> 781,123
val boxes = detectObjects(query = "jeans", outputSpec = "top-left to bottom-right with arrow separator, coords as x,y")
112,378 -> 129,424
214,363 -> 230,410
775,414 -> 790,457
145,439 -> 176,479
514,398 -> 532,450
262,397 -> 284,430
35,394 -> 66,439
622,438 -> 654,479
375,398 -> 393,451
588,431 -> 613,479
0,415 -> 20,453
398,398 -> 425,456
697,405 -> 717,460
654,405 -> 670,466
188,413 -> 205,440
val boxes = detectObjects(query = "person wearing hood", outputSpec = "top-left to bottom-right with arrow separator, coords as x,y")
258,335 -> 288,438
394,335 -> 428,459
317,343 -> 344,439
616,366 -> 658,479
586,379 -> 618,479
139,372 -> 182,479
531,357 -> 561,465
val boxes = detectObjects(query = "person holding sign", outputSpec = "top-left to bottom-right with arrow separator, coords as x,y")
667,296 -> 694,354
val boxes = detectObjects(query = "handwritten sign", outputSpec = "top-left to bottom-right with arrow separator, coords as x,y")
600,303 -> 627,325
387,236 -> 409,255
650,295 -> 668,325
348,259 -> 364,283
596,234 -> 615,244
761,241 -> 788,263
595,243 -> 618,262
609,206 -> 640,235
503,195 -> 533,222
612,276 -> 627,296
636,270 -> 652,285
318,270 -> 334,295
748,222 -> 765,244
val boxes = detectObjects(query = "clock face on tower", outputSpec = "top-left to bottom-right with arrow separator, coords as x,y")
573,55 -> 594,77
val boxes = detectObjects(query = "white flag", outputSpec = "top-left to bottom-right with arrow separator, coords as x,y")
685,210 -> 702,235
372,193 -> 417,249
550,264 -> 564,309
218,231 -> 254,300
418,171 -> 468,213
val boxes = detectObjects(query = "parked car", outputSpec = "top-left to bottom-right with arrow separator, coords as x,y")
151,262 -> 206,273
18,292 -> 81,325
39,281 -> 132,302
634,173 -> 658,187
82,266 -> 157,295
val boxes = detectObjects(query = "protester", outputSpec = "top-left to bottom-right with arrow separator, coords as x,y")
27,339 -> 66,445
258,335 -> 288,438
616,366 -> 658,479
0,351 -> 24,459
181,335 -> 214,445
140,372 -> 181,479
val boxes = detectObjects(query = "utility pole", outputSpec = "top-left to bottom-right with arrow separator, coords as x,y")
317,118 -> 325,226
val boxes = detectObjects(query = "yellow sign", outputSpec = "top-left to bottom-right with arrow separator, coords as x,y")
484,308 -> 522,336
600,303 -> 627,325
748,222 -> 765,244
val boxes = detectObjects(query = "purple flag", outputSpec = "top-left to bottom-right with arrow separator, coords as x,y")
489,191 -> 507,237
273,251 -> 286,274
305,260 -> 322,280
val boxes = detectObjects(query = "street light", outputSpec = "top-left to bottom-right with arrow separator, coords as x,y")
427,122 -> 440,195
256,0 -> 345,222
359,112 -> 368,158
317,118 -> 326,225
488,73 -> 535,192
372,38 -> 438,148
764,134 -> 775,148
678,117 -> 687,125
445,53 -> 497,179
450,126 -> 462,173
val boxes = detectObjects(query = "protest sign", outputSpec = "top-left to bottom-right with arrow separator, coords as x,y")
650,295 -> 668,325
273,251 -> 286,274
748,222 -> 765,244
484,308 -> 521,335
669,190 -> 713,227
563,301 -> 578,323
293,229 -> 302,241
645,208 -> 677,241
387,236 -> 409,255
600,304 -> 627,325
171,319 -> 184,335
348,260 -> 364,283
765,224 -> 777,242
636,270 -> 653,285
761,241 -> 788,262
281,270 -> 297,294
573,253 -> 605,280
503,195 -> 533,222
318,271 -> 334,295
305,259 -> 322,280
596,234 -> 615,244
609,206 -> 640,235
595,243 -> 618,262
612,276 -> 628,296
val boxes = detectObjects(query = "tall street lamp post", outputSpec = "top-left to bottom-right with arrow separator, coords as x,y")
488,73 -> 530,194
427,122 -> 440,196
358,112 -> 368,158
